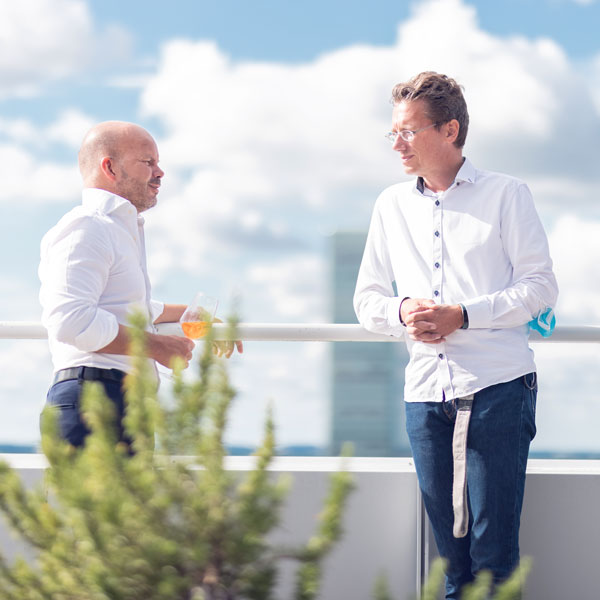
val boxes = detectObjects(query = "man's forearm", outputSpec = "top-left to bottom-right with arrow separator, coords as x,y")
98,323 -> 195,368
154,303 -> 187,324
97,324 -> 138,355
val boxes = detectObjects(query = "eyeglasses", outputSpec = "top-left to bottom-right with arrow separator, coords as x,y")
384,123 -> 437,143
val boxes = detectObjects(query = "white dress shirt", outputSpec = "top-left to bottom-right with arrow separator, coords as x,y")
39,188 -> 164,375
354,158 -> 558,402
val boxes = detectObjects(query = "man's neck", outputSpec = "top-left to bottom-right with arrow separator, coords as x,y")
422,156 -> 465,194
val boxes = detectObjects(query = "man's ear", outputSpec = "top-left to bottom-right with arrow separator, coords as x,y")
100,157 -> 117,180
445,119 -> 460,144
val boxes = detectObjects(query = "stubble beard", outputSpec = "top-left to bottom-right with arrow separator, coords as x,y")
117,170 -> 157,213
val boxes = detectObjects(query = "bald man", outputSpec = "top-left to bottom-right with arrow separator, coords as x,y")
39,121 -> 225,448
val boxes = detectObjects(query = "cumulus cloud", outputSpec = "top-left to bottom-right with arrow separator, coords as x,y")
0,143 -> 80,203
548,215 -> 600,322
0,340 -> 51,445
141,0 -> 600,308
44,109 -> 97,148
0,109 -> 94,204
0,109 -> 95,149
0,0 -> 132,98
245,254 -> 327,320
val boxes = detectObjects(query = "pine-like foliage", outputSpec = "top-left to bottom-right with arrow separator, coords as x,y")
0,313 -> 354,599
402,556 -> 532,600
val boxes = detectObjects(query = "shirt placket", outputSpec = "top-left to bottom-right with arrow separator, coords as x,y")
136,218 -> 160,382
137,219 -> 157,335
431,192 -> 454,401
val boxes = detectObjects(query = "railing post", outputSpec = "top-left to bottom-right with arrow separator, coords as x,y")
415,483 -> 430,597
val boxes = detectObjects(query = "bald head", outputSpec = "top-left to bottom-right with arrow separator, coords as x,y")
78,121 -> 164,212
79,121 -> 150,182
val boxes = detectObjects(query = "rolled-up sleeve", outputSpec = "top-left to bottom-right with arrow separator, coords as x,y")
40,218 -> 120,352
462,183 -> 559,329
149,300 -> 165,323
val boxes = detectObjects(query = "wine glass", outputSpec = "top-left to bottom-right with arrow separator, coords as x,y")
180,293 -> 219,340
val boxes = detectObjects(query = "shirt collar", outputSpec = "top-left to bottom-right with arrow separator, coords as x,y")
455,157 -> 476,184
414,157 -> 477,195
82,188 -> 143,224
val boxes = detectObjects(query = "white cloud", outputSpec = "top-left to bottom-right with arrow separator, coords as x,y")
139,0 -> 600,298
548,215 -> 600,323
0,0 -> 132,98
0,109 -> 94,204
0,109 -> 95,149
0,340 -> 51,445
44,109 -> 96,149
396,0 -> 566,138
245,254 -> 327,320
0,144 -> 80,203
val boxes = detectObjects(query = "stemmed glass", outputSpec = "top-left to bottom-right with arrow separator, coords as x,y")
157,293 -> 219,383
179,293 -> 219,340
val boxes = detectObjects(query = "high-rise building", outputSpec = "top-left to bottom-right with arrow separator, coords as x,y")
329,232 -> 410,457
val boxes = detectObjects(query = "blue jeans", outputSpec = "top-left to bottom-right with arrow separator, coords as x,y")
405,373 -> 537,599
43,378 -> 132,448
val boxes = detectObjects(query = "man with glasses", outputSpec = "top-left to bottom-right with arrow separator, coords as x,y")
354,72 -> 558,598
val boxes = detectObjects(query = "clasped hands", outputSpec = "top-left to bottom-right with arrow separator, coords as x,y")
400,298 -> 464,344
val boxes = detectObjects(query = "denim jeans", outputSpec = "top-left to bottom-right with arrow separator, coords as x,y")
43,378 -> 132,448
405,373 -> 537,599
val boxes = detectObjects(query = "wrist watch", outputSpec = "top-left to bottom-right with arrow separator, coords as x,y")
459,303 -> 469,329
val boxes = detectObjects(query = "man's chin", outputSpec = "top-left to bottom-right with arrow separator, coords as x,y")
144,198 -> 158,211
131,197 -> 157,213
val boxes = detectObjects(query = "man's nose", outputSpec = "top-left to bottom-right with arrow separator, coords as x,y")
155,165 -> 164,178
392,135 -> 407,151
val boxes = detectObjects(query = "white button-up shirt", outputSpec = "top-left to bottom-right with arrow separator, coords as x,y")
354,158 -> 558,402
39,188 -> 164,375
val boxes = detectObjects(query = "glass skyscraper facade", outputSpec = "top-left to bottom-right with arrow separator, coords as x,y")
329,232 -> 410,456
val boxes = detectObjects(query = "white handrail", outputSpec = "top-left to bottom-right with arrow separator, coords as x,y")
1,321 -> 600,343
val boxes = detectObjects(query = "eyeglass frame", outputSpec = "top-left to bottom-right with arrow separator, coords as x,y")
384,122 -> 439,143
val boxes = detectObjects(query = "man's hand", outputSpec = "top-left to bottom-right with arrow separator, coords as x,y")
147,333 -> 195,368
211,318 -> 244,358
401,298 -> 464,344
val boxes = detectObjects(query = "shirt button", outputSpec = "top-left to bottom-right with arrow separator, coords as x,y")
434,231 -> 440,237
434,290 -> 439,296
438,353 -> 444,359
435,200 -> 440,206
434,262 -> 440,268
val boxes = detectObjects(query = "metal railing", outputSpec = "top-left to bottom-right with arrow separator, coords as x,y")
3,321 -> 600,342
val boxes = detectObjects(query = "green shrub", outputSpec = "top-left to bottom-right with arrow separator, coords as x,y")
0,313 -> 353,600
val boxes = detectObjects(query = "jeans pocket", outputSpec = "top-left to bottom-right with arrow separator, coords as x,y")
43,380 -> 88,447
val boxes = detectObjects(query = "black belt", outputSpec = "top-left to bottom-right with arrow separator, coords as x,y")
52,366 -> 127,386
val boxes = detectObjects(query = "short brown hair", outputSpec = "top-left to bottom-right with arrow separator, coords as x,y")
391,71 -> 469,148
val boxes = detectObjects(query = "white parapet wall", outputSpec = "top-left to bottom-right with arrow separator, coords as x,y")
1,456 -> 600,599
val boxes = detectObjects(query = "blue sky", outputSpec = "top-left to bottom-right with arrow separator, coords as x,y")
1,0 -> 600,452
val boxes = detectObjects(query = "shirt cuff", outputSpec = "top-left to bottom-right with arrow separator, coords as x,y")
387,297 -> 404,329
461,297 -> 491,329
74,313 -> 120,352
150,300 -> 165,324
